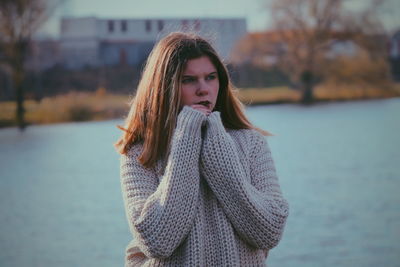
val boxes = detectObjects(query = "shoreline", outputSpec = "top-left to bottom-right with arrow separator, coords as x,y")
1,85 -> 399,129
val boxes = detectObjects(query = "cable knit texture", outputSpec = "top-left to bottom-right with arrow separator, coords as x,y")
120,106 -> 289,266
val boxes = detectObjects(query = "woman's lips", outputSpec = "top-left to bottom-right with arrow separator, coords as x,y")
197,101 -> 211,109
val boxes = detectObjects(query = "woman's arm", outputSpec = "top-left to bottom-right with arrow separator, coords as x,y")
200,111 -> 289,250
120,106 -> 205,258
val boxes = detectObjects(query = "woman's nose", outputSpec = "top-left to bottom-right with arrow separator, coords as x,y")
196,79 -> 209,95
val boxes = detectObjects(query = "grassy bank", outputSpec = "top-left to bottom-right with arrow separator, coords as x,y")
0,90 -> 131,128
1,84 -> 400,128
237,83 -> 400,105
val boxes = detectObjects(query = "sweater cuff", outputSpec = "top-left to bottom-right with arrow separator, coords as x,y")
176,105 -> 206,136
206,111 -> 226,135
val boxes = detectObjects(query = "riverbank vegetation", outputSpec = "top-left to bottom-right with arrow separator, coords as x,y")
1,84 -> 399,128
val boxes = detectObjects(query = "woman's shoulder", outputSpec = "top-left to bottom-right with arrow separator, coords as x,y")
226,128 -> 271,160
122,140 -> 144,159
122,141 -> 165,175
227,128 -> 268,146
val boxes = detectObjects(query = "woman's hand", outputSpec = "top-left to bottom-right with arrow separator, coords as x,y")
189,104 -> 211,116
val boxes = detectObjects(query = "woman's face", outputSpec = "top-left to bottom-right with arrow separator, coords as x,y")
180,56 -> 219,112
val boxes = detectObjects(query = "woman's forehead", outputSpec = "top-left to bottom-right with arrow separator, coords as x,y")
183,56 -> 217,75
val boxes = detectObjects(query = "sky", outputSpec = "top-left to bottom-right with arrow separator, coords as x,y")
39,0 -> 400,38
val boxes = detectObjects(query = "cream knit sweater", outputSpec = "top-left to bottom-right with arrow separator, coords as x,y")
120,106 -> 290,266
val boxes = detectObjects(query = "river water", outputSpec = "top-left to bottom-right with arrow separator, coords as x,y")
1,98 -> 399,267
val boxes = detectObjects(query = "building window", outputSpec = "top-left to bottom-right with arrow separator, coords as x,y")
108,20 -> 114,33
158,20 -> 164,32
145,20 -> 151,32
121,20 -> 127,32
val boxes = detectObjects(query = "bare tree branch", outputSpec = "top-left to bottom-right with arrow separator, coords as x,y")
0,0 -> 60,129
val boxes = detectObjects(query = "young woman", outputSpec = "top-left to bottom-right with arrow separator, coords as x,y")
115,32 -> 289,266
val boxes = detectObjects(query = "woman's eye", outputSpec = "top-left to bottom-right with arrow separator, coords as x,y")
206,75 -> 216,80
182,78 -> 194,84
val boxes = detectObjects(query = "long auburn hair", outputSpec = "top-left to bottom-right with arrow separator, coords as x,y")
115,32 -> 273,168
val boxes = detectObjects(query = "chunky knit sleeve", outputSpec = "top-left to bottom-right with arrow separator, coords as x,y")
200,111 -> 289,250
120,106 -> 206,258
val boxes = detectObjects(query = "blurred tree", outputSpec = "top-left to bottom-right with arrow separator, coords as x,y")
325,51 -> 392,86
272,0 -> 392,104
0,0 -> 57,129
233,0 -> 389,104
271,0 -> 348,104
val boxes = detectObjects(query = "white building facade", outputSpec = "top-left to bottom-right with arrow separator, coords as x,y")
60,17 -> 247,69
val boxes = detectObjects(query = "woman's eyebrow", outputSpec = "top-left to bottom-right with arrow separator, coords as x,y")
182,71 -> 217,77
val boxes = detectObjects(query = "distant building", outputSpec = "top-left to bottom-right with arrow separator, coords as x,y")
389,30 -> 400,81
325,39 -> 359,59
389,30 -> 400,58
59,16 -> 247,69
27,39 -> 61,71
